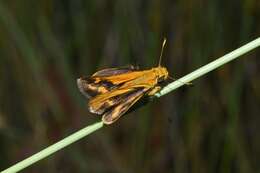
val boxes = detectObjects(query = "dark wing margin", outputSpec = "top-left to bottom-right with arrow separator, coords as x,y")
102,87 -> 148,124
92,66 -> 138,77
77,77 -> 114,98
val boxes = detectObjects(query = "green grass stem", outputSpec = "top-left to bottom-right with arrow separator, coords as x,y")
1,37 -> 260,173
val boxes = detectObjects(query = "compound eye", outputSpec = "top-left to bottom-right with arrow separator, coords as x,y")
158,76 -> 165,83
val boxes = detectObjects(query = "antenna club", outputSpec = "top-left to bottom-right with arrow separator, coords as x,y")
163,38 -> 167,46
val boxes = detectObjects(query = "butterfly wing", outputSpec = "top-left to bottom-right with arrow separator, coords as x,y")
77,66 -> 141,98
88,84 -> 149,113
88,87 -> 134,114
78,66 -> 156,124
102,87 -> 148,124
92,66 -> 137,77
77,77 -> 114,98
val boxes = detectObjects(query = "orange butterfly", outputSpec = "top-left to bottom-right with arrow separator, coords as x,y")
77,39 -> 169,124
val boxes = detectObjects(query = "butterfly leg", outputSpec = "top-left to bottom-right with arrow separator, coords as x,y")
147,86 -> 161,96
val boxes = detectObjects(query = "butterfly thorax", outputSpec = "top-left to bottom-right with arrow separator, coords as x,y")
119,67 -> 168,88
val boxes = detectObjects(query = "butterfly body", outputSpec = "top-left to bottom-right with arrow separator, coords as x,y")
77,66 -> 168,124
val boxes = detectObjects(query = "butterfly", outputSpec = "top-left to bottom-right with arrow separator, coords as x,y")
77,38 -> 169,124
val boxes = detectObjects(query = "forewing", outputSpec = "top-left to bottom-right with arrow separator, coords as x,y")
92,66 -> 137,77
88,88 -> 133,114
102,87 -> 148,124
77,66 -> 139,98
77,77 -> 114,98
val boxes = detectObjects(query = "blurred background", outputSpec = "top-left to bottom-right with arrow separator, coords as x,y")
0,0 -> 260,172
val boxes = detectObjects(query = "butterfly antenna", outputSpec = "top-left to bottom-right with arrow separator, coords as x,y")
158,38 -> 167,67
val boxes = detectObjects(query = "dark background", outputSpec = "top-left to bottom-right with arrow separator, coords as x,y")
0,0 -> 260,172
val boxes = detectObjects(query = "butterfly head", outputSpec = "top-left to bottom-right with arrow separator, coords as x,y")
153,66 -> 169,82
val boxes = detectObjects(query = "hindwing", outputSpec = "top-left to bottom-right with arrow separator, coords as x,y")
101,87 -> 148,124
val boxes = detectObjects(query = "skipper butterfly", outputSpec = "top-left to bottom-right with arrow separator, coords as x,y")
77,39 -> 169,124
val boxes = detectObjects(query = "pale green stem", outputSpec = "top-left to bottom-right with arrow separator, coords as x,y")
1,121 -> 103,173
2,37 -> 260,173
155,37 -> 260,97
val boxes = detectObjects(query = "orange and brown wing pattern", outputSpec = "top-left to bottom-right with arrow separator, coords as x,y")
77,66 -> 139,98
77,77 -> 114,98
101,87 -> 149,124
79,67 -> 153,124
88,88 -> 134,114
